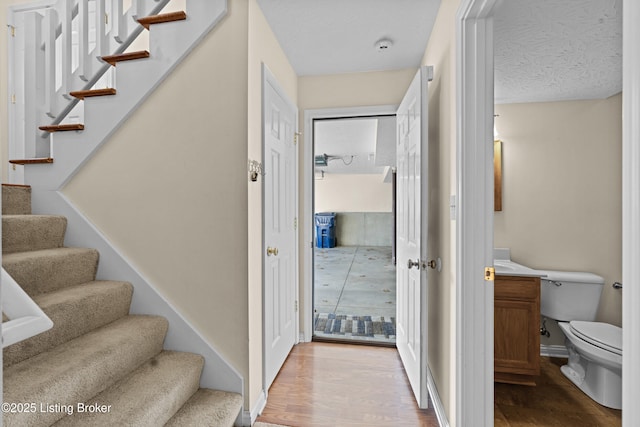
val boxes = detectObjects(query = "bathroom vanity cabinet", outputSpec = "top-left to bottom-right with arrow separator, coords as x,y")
494,275 -> 541,386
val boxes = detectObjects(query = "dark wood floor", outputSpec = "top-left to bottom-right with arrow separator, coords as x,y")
495,357 -> 621,426
257,342 -> 439,426
257,344 -> 622,427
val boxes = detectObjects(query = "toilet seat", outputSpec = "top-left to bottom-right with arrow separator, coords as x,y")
570,321 -> 622,356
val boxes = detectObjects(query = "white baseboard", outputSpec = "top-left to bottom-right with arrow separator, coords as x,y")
427,365 -> 450,427
240,389 -> 266,426
540,344 -> 569,358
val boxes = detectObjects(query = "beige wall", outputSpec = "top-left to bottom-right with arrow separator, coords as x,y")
494,95 -> 623,330
247,0 -> 298,410
63,0 -> 254,406
419,0 -> 459,423
315,173 -> 391,213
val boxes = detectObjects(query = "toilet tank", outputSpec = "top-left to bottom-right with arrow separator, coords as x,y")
538,270 -> 605,322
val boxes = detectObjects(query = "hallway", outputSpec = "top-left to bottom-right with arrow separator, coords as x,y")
257,342 -> 439,426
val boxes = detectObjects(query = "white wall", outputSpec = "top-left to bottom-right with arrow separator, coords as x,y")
315,173 -> 391,213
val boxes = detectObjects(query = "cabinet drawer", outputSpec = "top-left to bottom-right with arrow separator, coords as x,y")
495,275 -> 539,300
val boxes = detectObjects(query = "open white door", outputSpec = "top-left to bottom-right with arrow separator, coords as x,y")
396,66 -> 432,409
263,66 -> 298,390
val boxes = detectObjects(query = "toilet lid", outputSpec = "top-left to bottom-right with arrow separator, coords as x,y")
570,321 -> 622,355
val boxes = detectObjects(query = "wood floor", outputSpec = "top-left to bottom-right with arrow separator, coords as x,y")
256,342 -> 439,426
495,357 -> 622,426
257,344 -> 622,427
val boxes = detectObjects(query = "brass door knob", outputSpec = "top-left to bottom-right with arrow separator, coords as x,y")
267,247 -> 279,256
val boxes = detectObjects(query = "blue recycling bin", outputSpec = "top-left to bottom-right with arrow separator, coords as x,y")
315,212 -> 336,248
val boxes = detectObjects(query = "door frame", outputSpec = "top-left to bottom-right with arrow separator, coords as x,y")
301,105 -> 398,341
456,0 -> 640,425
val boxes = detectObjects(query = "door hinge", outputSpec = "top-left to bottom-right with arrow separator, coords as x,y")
295,300 -> 298,312
484,267 -> 495,281
294,132 -> 301,145
11,94 -> 16,104
294,217 -> 297,230
10,26 -> 15,37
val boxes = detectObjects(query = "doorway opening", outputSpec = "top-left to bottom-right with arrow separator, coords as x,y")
311,115 -> 397,345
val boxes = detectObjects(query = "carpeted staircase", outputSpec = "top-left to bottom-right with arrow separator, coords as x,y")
2,184 -> 242,426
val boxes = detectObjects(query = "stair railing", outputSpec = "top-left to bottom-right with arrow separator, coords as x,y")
2,268 -> 53,348
10,0 -> 171,160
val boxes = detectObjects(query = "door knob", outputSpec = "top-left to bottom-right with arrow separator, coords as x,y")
424,260 -> 437,269
407,259 -> 420,269
266,247 -> 279,256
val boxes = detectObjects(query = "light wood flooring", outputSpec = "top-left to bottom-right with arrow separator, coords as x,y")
257,342 -> 439,426
257,344 -> 622,427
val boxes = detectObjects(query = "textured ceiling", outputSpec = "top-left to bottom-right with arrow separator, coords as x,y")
494,0 -> 622,104
256,0 -> 440,76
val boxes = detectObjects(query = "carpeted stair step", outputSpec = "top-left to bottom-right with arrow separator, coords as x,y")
53,351 -> 203,426
3,315 -> 168,427
2,247 -> 99,296
2,214 -> 67,254
165,389 -> 243,427
3,281 -> 133,368
2,184 -> 31,215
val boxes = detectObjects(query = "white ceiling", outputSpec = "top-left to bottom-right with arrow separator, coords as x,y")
259,0 -> 623,173
256,0 -> 440,76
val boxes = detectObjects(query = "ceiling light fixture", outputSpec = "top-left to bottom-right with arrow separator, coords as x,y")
374,38 -> 393,52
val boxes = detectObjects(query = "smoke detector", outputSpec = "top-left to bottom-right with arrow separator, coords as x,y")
374,38 -> 393,52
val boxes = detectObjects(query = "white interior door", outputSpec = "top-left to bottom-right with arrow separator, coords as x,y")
396,66 -> 431,409
263,67 -> 298,390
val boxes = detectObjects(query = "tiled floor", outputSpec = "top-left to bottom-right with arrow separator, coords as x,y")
313,246 -> 396,343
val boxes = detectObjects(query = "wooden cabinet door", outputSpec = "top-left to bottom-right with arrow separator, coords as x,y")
494,275 -> 540,385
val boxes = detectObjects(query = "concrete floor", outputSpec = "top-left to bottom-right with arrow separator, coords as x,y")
314,246 -> 396,319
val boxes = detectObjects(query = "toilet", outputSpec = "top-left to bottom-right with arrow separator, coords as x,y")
539,269 -> 622,410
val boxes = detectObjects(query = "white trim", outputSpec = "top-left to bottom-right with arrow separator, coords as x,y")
540,344 -> 569,359
241,389 -> 266,426
456,0 -> 497,426
302,105 -> 398,341
427,366 -> 450,427
622,0 -> 640,425
2,268 -> 53,348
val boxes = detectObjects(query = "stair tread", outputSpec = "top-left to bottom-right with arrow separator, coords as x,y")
4,315 -> 168,427
3,247 -> 99,296
53,351 -> 203,426
102,50 -> 150,66
138,11 -> 187,30
39,124 -> 84,132
70,88 -> 116,100
4,280 -> 133,368
165,388 -> 243,427
9,157 -> 54,165
2,214 -> 67,254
